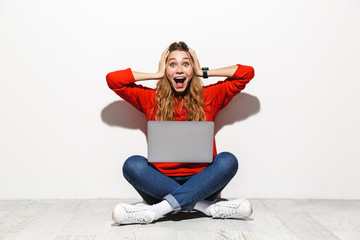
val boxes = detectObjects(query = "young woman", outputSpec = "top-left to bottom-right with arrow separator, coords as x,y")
106,42 -> 255,225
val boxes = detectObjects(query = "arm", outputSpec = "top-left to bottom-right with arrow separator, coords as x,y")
204,64 -> 255,117
131,47 -> 169,81
106,47 -> 169,87
106,48 -> 170,112
204,64 -> 255,98
189,48 -> 239,78
106,68 -> 154,113
188,48 -> 255,112
189,48 -> 254,86
131,71 -> 163,81
207,65 -> 238,78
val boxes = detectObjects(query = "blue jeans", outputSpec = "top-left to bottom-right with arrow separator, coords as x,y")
122,152 -> 238,213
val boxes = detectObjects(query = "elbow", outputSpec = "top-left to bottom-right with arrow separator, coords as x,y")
106,72 -> 115,89
234,64 -> 255,80
106,72 -> 112,83
247,66 -> 255,80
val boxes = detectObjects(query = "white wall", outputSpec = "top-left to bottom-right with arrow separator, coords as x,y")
1,0 -> 359,199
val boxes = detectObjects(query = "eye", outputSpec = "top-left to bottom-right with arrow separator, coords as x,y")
169,63 -> 176,67
183,62 -> 189,67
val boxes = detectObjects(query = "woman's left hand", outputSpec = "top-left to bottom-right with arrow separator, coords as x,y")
189,48 -> 203,77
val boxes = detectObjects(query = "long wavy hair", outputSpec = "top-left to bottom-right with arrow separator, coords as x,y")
155,42 -> 206,121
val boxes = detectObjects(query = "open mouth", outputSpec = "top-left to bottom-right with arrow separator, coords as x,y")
174,77 -> 186,88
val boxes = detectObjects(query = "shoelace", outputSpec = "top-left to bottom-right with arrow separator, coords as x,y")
124,206 -> 152,224
213,202 -> 242,218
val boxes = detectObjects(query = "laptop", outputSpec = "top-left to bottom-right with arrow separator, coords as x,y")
147,121 -> 214,163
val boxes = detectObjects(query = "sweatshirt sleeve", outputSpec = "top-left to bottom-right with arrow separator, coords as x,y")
204,64 -> 254,111
106,68 -> 155,112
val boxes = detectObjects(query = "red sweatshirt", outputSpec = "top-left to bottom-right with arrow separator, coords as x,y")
106,64 -> 254,176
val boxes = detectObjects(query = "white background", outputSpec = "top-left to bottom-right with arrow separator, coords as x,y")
1,0 -> 359,199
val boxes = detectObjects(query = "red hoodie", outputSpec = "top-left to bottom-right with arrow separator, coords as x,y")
106,64 -> 254,176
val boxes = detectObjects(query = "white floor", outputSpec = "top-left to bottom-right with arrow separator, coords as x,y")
0,199 -> 359,240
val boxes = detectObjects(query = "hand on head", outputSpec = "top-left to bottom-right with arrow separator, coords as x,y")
189,48 -> 202,77
157,47 -> 169,78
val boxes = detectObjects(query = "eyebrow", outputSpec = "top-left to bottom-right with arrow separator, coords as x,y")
168,57 -> 190,61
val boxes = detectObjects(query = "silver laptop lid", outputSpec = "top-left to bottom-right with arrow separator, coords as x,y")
147,121 -> 214,163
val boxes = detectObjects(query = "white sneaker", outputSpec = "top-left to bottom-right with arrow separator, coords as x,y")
210,198 -> 253,219
112,203 -> 156,225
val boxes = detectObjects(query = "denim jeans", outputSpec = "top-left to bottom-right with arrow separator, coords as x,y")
122,152 -> 238,213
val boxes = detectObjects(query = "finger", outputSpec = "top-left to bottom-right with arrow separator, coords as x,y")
189,48 -> 196,55
162,51 -> 169,63
189,49 -> 199,60
189,49 -> 199,62
161,48 -> 169,59
162,47 -> 169,56
159,51 -> 168,64
189,48 -> 195,56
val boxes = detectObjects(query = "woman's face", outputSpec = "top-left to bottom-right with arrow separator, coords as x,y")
166,50 -> 194,93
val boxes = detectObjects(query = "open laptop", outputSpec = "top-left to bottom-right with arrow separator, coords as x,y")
147,121 -> 214,163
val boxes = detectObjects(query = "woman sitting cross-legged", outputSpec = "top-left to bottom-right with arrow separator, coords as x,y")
106,41 -> 255,224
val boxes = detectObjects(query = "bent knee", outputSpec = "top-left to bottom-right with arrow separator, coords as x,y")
215,152 -> 239,173
122,155 -> 148,177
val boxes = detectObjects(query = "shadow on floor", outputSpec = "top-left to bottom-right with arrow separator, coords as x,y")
156,211 -> 208,222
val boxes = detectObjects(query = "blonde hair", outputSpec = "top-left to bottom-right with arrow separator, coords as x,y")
154,42 -> 206,121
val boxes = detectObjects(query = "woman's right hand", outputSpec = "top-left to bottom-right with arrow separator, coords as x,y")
157,47 -> 169,78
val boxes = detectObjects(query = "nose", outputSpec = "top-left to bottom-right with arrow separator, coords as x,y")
176,65 -> 184,74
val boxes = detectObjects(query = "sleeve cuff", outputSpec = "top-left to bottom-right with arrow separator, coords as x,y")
121,68 -> 136,85
231,64 -> 255,80
106,67 -> 136,89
